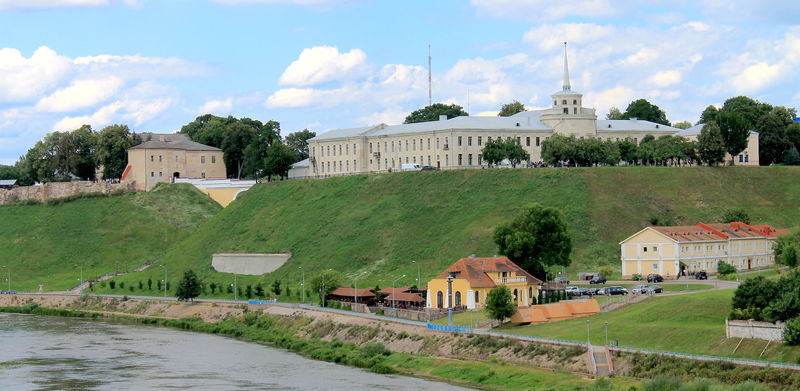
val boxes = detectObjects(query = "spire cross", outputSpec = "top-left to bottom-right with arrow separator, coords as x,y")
563,41 -> 571,91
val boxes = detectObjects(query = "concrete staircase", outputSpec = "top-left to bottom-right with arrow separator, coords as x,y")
589,345 -> 614,377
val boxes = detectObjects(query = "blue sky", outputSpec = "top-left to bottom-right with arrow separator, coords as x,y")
1,0 -> 799,163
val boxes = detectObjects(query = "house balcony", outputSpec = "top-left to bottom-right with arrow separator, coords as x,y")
495,277 -> 527,284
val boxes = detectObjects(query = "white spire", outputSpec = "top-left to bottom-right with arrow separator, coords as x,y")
562,42 -> 571,91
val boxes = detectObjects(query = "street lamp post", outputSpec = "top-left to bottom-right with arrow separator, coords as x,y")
354,271 -> 366,304
321,268 -> 332,307
1,265 -> 9,291
586,319 -> 591,347
447,272 -> 456,325
391,274 -> 405,316
604,322 -> 609,346
158,265 -> 167,298
412,260 -> 421,289
298,266 -> 305,304
74,264 -> 83,286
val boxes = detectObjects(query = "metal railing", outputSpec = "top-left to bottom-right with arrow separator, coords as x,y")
495,277 -> 527,284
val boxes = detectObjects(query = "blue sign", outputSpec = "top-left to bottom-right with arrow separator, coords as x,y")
426,322 -> 471,333
247,299 -> 277,305
795,117 -> 800,122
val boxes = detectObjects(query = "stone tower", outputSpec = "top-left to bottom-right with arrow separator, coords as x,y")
539,42 -> 597,138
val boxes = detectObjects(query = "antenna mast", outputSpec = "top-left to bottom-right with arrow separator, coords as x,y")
428,45 -> 432,107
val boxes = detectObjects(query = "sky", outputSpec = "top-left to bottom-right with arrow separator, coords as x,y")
1,0 -> 799,164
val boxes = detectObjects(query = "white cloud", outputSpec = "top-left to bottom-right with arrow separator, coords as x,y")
470,0 -> 617,21
0,0 -> 106,10
0,46 -> 73,102
356,107 -> 408,126
278,46 -> 367,86
523,23 -> 614,50
728,62 -> 785,94
52,82 -> 175,131
583,86 -> 636,115
649,70 -> 682,88
36,77 -> 124,112
198,98 -> 234,114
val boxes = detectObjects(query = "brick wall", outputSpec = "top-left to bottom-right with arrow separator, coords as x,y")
0,181 -> 136,205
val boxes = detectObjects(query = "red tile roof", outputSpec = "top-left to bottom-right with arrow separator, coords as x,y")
384,292 -> 425,302
330,287 -> 375,297
379,287 -> 410,295
435,256 -> 542,288
652,222 -> 787,242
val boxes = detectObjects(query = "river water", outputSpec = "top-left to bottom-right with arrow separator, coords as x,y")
0,313 -> 470,390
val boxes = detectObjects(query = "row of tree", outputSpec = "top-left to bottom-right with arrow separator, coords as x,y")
0,115 -> 316,185
480,138 -> 530,167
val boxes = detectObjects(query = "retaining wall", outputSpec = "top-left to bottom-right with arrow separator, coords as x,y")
726,319 -> 785,341
211,253 -> 292,275
0,181 -> 135,205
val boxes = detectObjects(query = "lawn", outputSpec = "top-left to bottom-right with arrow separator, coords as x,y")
497,290 -> 800,363
0,184 -> 221,292
431,310 -> 492,327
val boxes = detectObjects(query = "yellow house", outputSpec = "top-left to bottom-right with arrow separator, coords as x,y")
620,222 -> 789,279
121,133 -> 226,191
426,256 -> 542,310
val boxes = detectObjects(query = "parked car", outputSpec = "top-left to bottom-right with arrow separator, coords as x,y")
400,163 -> 422,171
554,277 -> 570,285
649,285 -> 663,293
421,165 -> 438,171
578,288 -> 590,296
695,271 -> 708,280
589,275 -> 607,284
607,286 -> 628,295
595,287 -> 608,295
585,288 -> 600,296
647,274 -> 663,283
565,286 -> 581,296
631,284 -> 650,294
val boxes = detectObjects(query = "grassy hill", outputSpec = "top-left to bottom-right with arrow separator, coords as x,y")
498,290 -> 800,363
0,184 -> 221,291
89,166 -> 800,300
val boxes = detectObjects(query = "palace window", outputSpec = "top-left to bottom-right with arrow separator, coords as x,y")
478,136 -> 482,146
458,154 -> 463,165
562,99 -> 567,104
211,156 -> 216,164
536,137 -> 540,146
468,154 -> 473,165
563,108 -> 569,114
467,136 -> 472,146
526,137 -> 530,146
458,136 -> 462,146
159,155 -> 162,162
573,99 -> 577,104
201,156 -> 206,164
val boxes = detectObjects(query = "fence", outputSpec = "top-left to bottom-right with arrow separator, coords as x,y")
247,299 -> 277,305
426,322 -> 471,333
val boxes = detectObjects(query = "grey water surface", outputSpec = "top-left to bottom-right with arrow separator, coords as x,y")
0,313 -> 470,390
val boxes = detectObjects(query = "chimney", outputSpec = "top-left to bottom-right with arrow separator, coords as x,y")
439,115 -> 448,121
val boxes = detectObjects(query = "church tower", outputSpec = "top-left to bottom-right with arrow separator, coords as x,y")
539,42 -> 597,138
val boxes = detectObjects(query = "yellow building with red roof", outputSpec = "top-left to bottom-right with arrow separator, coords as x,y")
620,222 -> 789,279
426,255 -> 542,310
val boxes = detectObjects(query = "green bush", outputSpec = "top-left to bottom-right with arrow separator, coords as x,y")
361,343 -> 391,357
785,317 -> 800,346
718,262 -> 736,275
632,273 -> 642,281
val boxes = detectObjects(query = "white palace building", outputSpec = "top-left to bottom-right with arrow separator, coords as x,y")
303,46 -> 758,177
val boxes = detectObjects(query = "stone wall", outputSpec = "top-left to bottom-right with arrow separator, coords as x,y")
726,319 -> 785,341
0,181 -> 136,205
211,253 -> 292,275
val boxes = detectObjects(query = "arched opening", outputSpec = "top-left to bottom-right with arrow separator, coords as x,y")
173,172 -> 180,178
474,290 -> 479,305
436,291 -> 443,308
529,287 -> 533,304
455,291 -> 462,307
513,289 -> 518,302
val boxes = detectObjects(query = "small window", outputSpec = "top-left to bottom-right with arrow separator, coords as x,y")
201,172 -> 206,178
487,136 -> 492,143
526,137 -> 530,146
458,154 -> 463,165
159,155 -> 162,162
643,247 -> 648,252
150,155 -> 154,162
554,100 -> 557,106
467,136 -> 472,146
458,136 -> 462,146
150,172 -> 154,177
211,156 -> 216,164
159,172 -> 162,177
536,137 -> 540,146
201,156 -> 206,164
652,264 -> 658,270
573,99 -> 577,105
516,137 -> 521,144
653,246 -> 658,252
573,107 -> 577,114
175,155 -> 178,162
468,154 -> 473,165
562,99 -> 567,104
563,108 -> 569,114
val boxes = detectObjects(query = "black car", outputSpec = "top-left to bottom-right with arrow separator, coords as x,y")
589,275 -> 607,284
647,274 -> 663,283
607,286 -> 629,295
421,166 -> 438,171
695,271 -> 708,280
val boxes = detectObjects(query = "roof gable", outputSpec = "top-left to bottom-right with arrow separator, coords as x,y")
436,256 -> 542,288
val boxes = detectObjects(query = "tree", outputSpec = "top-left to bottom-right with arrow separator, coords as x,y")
310,270 -> 343,306
717,262 -> 736,275
672,121 -> 692,129
96,124 -> 135,179
721,208 -> 751,224
784,146 -> 800,166
498,100 -> 526,117
541,134 -> 578,165
404,103 -> 468,124
606,107 -> 624,120
785,317 -> 800,345
480,139 -> 506,167
271,279 -> 282,295
698,105 -> 719,124
597,266 -> 613,279
263,141 -> 298,181
697,122 -> 726,166
485,285 -> 517,324
781,245 -> 799,268
0,165 -> 19,181
504,139 -> 530,167
175,269 -> 202,302
209,282 -> 217,294
147,278 -> 152,290
493,204 -> 572,279
716,111 -> 750,164
255,283 -> 265,297
285,129 -> 317,161
622,99 -> 669,125
755,107 -> 794,165
617,138 -> 639,165
720,96 -> 772,129
221,122 -> 256,179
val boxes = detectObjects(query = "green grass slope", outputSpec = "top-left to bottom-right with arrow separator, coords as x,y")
0,184 -> 221,291
92,166 -> 800,301
498,290 -> 800,363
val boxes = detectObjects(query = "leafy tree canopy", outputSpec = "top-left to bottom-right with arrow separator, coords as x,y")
606,107 -> 624,120
498,100 -> 526,117
721,208 -> 751,224
493,203 -> 572,279
310,270 -> 343,306
263,141 -> 298,181
672,121 -> 692,129
716,111 -> 751,161
698,105 -> 719,125
175,269 -> 202,302
485,285 -> 517,322
404,103 -> 468,124
697,122 -> 726,166
621,99 -> 670,125
96,124 -> 137,180
285,129 -> 317,160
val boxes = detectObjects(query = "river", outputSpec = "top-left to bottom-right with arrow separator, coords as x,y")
0,313 -> 470,390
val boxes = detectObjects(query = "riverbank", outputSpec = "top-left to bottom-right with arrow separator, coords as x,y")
3,294 -> 799,390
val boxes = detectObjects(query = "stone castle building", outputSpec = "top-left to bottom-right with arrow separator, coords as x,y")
306,45 -> 759,176
122,133 -> 225,191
